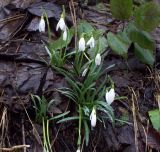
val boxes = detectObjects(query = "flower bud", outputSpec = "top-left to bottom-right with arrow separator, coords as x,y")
86,36 -> 95,48
78,37 -> 85,52
39,15 -> 45,32
95,53 -> 101,66
105,88 -> 115,105
90,107 -> 97,127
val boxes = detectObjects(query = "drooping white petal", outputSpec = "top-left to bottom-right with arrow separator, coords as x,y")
76,148 -> 80,152
78,37 -> 85,52
82,68 -> 88,77
56,17 -> 67,31
105,88 -> 115,105
63,30 -> 67,41
90,108 -> 96,127
95,53 -> 101,66
86,36 -> 95,48
39,16 -> 45,32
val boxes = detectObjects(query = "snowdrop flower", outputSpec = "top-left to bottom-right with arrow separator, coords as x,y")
82,68 -> 88,77
56,15 -> 67,31
63,30 -> 67,41
87,36 -> 95,48
76,148 -> 80,152
39,15 -> 45,32
78,36 -> 85,51
105,88 -> 115,105
90,107 -> 97,127
95,53 -> 101,66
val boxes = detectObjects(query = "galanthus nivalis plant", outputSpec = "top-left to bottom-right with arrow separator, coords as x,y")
90,107 -> 97,127
39,14 -> 45,32
87,36 -> 95,48
95,53 -> 101,66
105,88 -> 115,105
78,35 -> 85,52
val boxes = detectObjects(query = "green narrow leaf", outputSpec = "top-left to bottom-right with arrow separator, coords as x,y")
49,111 -> 70,121
127,23 -> 155,50
107,32 -> 131,57
57,116 -> 79,123
84,120 -> 90,146
110,0 -> 133,20
134,2 -> 160,31
148,109 -> 160,131
134,43 -> 155,66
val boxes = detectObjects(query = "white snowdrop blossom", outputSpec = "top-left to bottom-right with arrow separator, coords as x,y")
56,17 -> 67,31
95,53 -> 101,66
78,37 -> 85,51
105,88 -> 115,105
39,16 -> 45,32
90,107 -> 97,127
63,30 -> 67,41
87,36 -> 95,48
76,148 -> 80,152
82,68 -> 88,77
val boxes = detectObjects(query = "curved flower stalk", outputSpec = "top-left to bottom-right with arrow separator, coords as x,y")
105,88 -> 115,105
39,15 -> 45,32
86,36 -> 95,48
78,36 -> 86,52
95,53 -> 101,66
90,107 -> 97,127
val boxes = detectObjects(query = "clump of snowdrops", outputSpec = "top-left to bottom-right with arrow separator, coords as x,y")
38,7 -> 117,152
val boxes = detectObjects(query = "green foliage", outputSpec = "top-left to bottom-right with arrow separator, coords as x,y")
134,43 -> 154,65
127,24 -> 155,50
107,32 -> 131,57
108,1 -> 158,66
31,95 -> 52,122
46,28 -> 74,67
148,109 -> 160,131
77,20 -> 94,37
55,62 -> 114,146
110,0 -> 133,20
134,2 -> 160,32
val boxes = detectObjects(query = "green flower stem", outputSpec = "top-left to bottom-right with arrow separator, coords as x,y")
77,105 -> 82,146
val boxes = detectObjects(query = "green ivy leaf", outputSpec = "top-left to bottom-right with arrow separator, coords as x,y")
127,23 -> 155,50
148,109 -> 160,132
107,32 -> 131,57
110,0 -> 133,20
134,43 -> 154,65
134,2 -> 160,31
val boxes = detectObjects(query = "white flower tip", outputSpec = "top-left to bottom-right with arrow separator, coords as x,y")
95,53 -> 101,66
105,88 -> 115,105
90,108 -> 96,127
39,16 -> 45,32
78,37 -> 85,52
63,30 -> 67,41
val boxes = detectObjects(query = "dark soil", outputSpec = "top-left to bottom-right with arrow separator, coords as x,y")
0,0 -> 160,152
